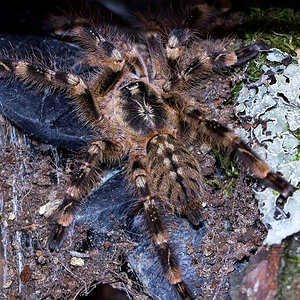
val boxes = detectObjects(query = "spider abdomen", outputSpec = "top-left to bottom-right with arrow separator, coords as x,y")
146,134 -> 205,225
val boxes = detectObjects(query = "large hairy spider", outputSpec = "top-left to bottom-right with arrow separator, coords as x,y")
0,2 -> 295,299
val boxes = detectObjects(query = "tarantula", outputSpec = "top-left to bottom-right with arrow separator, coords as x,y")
0,2 -> 295,299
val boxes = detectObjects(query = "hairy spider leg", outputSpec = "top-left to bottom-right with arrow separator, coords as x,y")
0,57 -> 131,251
201,120 -> 294,198
51,16 -> 148,78
0,58 -> 102,123
137,3 -> 212,80
165,2 -> 212,70
163,43 -> 260,92
48,140 -> 125,251
127,152 -> 194,300
185,111 -> 294,198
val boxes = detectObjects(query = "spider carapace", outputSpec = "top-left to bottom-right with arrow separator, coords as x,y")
0,2 -> 294,299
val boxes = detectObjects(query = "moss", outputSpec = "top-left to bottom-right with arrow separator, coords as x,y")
275,233 -> 300,300
289,128 -> 300,163
285,253 -> 300,264
225,81 -> 243,105
205,178 -> 221,188
245,53 -> 268,82
224,178 -> 237,197
215,150 -> 240,196
217,151 -> 240,178
295,129 -> 300,161
296,148 -> 300,163
238,7 -> 300,55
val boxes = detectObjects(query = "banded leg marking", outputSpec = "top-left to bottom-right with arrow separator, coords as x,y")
0,58 -> 101,122
196,119 -> 294,198
48,140 -> 124,251
128,156 -> 194,299
163,43 -> 260,92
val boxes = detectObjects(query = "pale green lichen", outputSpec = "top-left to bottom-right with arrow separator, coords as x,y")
234,49 -> 300,245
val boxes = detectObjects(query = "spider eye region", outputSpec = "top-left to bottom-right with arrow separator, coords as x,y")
120,81 -> 168,134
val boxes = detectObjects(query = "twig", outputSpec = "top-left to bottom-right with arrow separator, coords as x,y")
55,258 -> 88,296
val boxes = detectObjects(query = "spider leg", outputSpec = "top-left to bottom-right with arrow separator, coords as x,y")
146,31 -> 167,79
64,20 -> 151,91
212,44 -> 261,67
133,3 -> 214,79
70,24 -> 125,66
75,25 -> 148,78
186,111 -> 294,198
165,2 -> 212,71
52,17 -> 148,77
127,153 -> 194,300
135,11 -> 169,79
0,58 -> 85,92
48,140 -> 124,251
166,29 -> 191,71
0,58 -> 101,123
163,43 -> 260,92
125,46 -> 148,77
162,1 -> 261,93
179,3 -> 212,29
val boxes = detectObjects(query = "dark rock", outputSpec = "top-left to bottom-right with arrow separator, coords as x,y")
0,34 -> 92,150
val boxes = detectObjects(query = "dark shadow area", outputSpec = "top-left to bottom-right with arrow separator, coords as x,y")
76,282 -> 130,300
0,0 -> 298,35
